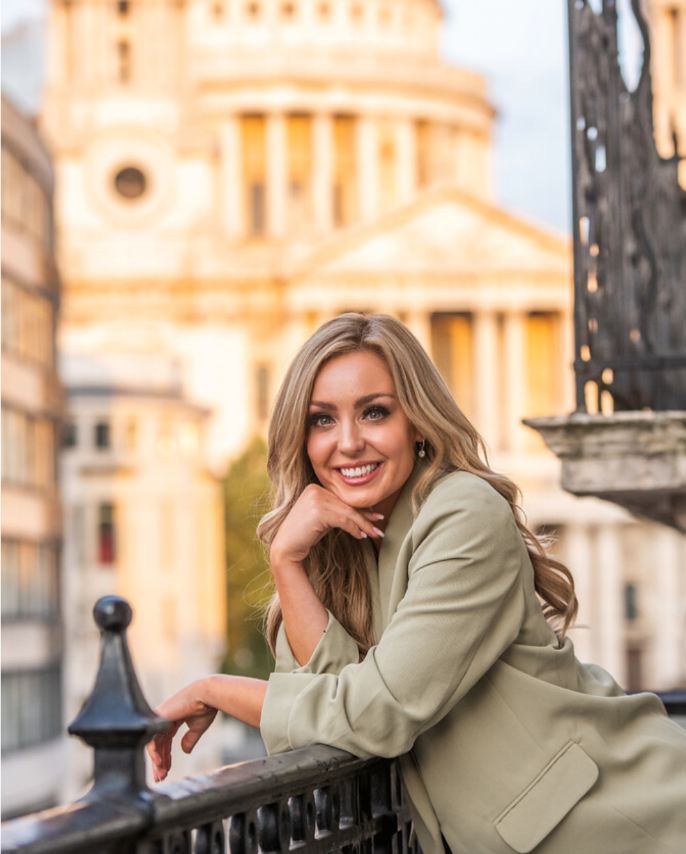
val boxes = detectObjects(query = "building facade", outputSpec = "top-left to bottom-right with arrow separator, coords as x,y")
59,352 -> 227,793
1,95 -> 64,817
40,0 -> 685,764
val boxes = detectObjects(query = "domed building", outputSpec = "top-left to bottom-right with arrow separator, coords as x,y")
40,0 -> 685,792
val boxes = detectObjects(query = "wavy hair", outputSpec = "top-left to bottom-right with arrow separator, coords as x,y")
257,313 -> 578,657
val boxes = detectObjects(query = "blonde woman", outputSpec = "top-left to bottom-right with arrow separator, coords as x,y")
149,314 -> 686,854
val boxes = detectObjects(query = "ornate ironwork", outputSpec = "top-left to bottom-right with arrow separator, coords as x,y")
1,597 -> 417,854
568,0 -> 686,413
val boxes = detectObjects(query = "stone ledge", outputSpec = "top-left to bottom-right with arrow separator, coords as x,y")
523,411 -> 686,532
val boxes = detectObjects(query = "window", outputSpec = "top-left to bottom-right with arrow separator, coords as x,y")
1,664 -> 62,755
117,39 -> 131,83
98,503 -> 116,564
114,167 -> 147,199
241,115 -> 267,236
0,148 -> 50,248
378,120 -> 397,212
1,278 -> 54,368
281,1 -> 295,19
624,583 -> 639,622
127,418 -> 137,450
318,2 -> 330,20
118,0 -> 130,14
249,183 -> 266,235
1,406 -> 56,489
94,421 -> 111,449
287,115 -> 312,230
332,115 -> 357,227
246,1 -> 260,19
63,421 -> 77,448
1,540 -> 59,619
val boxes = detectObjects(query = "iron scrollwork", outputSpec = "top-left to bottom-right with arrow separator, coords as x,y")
567,0 -> 686,413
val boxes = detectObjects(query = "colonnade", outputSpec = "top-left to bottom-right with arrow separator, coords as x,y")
565,522 -> 685,691
220,111 -> 483,238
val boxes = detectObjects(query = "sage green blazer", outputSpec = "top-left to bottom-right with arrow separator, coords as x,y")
260,467 -> 686,854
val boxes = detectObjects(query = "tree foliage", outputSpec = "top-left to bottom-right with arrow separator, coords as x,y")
221,437 -> 274,680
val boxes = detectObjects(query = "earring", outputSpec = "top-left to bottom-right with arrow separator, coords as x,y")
418,439 -> 426,459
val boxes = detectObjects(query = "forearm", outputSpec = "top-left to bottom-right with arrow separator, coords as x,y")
271,556 -> 329,666
201,674 -> 268,729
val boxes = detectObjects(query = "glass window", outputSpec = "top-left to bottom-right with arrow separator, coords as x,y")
1,664 -> 62,754
98,503 -> 116,565
95,421 -> 111,449
63,421 -> 78,448
1,539 -> 59,619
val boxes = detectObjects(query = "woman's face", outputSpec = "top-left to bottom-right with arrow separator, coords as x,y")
306,351 -> 420,520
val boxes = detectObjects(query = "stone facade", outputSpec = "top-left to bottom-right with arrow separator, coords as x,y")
1,94 -> 64,817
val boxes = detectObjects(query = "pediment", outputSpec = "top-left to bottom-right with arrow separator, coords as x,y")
298,187 -> 570,278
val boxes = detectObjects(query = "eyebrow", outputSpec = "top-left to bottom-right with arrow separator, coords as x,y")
309,393 -> 396,411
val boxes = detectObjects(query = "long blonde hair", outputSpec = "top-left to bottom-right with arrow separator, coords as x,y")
258,313 -> 577,657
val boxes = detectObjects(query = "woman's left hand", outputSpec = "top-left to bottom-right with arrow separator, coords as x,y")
147,679 -> 218,782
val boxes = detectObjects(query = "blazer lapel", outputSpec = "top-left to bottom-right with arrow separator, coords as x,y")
376,463 -> 425,631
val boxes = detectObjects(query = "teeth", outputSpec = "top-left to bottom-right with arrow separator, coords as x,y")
340,463 -> 379,478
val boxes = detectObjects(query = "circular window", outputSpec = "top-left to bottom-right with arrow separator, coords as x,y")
114,167 -> 147,199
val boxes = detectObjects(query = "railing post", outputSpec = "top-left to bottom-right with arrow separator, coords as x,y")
69,595 -> 170,799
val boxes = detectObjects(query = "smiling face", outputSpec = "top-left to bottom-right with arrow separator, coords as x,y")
306,350 -> 420,521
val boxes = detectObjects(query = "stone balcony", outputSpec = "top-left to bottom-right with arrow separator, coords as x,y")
524,411 -> 686,533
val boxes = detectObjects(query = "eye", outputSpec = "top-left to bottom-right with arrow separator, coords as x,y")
363,405 -> 390,421
309,412 -> 334,428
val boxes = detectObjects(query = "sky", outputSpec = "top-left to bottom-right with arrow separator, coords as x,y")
0,0 -> 643,235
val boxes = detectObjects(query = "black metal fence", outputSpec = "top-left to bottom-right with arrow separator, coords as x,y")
567,0 -> 686,413
0,598 -> 417,854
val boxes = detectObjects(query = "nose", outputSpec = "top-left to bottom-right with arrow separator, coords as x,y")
338,418 -> 365,456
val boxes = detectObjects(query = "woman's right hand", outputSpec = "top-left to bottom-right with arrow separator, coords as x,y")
270,484 -> 384,567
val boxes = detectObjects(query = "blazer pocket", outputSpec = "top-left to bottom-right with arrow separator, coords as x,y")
494,741 -> 599,854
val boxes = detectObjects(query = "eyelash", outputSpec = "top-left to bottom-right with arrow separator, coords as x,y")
308,405 -> 391,429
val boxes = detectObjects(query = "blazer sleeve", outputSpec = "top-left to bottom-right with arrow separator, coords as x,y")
274,610 -> 361,675
260,476 -> 528,758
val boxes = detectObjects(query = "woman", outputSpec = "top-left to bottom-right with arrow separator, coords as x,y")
148,313 -> 686,854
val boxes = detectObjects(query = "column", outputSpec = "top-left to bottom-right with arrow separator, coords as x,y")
313,112 -> 333,233
652,528 -> 683,689
596,524 -> 625,687
357,114 -> 378,222
565,523 -> 594,664
503,311 -> 527,453
395,118 -> 417,204
473,310 -> 499,451
220,116 -> 243,238
267,112 -> 287,238
405,311 -> 432,355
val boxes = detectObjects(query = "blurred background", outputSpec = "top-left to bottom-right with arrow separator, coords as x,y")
2,0 -> 685,820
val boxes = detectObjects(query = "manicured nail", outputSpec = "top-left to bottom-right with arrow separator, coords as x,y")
374,514 -> 385,520
372,527 -> 385,538
361,532 -> 368,538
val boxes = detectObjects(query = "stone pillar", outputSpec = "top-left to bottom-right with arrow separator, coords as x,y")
596,524 -> 625,686
503,311 -> 527,453
267,112 -> 287,238
220,116 -> 243,238
566,523 -> 594,664
395,118 -> 417,204
652,528 -> 683,689
473,310 -> 499,450
405,311 -> 432,355
357,114 -> 378,222
313,112 -> 333,233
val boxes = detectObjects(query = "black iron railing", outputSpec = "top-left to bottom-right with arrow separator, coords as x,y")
567,0 -> 686,413
0,598 -> 417,854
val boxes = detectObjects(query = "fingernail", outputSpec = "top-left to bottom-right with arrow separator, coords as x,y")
374,514 -> 385,520
361,532 -> 368,538
372,527 -> 385,538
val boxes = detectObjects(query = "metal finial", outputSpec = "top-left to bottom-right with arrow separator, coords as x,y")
69,595 -> 169,794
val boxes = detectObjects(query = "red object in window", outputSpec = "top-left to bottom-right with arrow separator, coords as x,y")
99,524 -> 115,564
